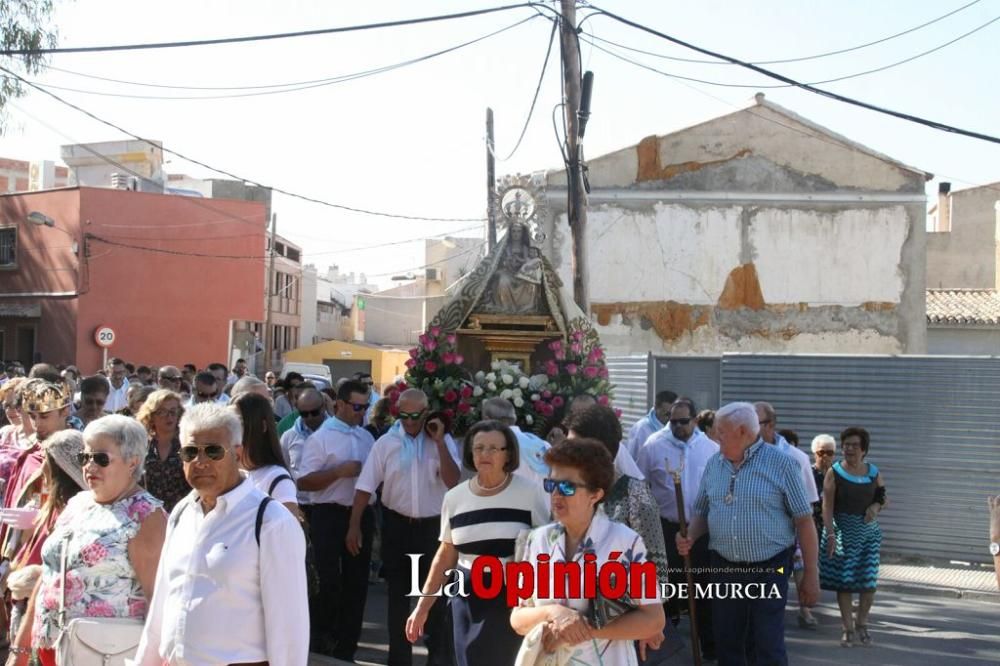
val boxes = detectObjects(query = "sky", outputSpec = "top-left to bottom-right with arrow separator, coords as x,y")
2,0 -> 999,290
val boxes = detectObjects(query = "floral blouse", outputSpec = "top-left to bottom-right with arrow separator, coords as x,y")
142,437 -> 191,512
602,475 -> 670,589
32,490 -> 163,648
518,511 -> 661,666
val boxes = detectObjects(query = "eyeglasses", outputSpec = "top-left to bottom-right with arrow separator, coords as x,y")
758,419 -> 773,426
816,450 -> 835,457
669,418 -> 691,425
348,402 -> 370,413
543,478 -> 590,497
161,375 -> 181,382
398,410 -> 425,421
472,446 -> 507,456
178,444 -> 227,462
83,397 -> 106,407
78,451 -> 112,467
196,391 -> 218,400
842,441 -> 863,449
299,407 -> 324,418
154,409 -> 180,419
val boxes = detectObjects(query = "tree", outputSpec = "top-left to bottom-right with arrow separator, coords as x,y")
0,0 -> 57,131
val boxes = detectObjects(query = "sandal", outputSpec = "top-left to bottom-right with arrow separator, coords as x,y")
840,630 -> 855,647
797,612 -> 818,629
857,625 -> 872,647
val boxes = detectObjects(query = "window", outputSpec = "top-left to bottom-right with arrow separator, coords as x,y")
0,227 -> 16,268
286,247 -> 301,263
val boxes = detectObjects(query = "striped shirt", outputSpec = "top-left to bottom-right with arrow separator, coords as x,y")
693,440 -> 811,563
440,475 -> 549,570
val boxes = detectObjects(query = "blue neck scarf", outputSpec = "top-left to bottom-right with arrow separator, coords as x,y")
323,416 -> 367,460
390,420 -> 425,467
646,408 -> 664,432
293,415 -> 329,439
515,429 -> 550,476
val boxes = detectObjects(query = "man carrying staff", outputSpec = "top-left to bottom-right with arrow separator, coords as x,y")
677,402 -> 818,666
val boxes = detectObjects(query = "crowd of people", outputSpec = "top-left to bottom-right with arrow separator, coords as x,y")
0,355 -> 908,666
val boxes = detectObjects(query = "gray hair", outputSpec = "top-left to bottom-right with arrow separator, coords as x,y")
715,402 -> 760,439
83,415 -> 149,480
398,388 -> 428,408
481,397 -> 516,425
180,402 -> 243,447
231,376 -> 267,398
753,401 -> 776,422
811,434 -> 836,452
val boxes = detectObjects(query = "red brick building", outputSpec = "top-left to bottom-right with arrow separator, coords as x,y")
0,187 -> 266,372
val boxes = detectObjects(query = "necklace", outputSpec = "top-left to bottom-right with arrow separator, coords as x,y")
473,473 -> 510,493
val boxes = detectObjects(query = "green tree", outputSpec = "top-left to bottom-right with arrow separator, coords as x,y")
0,0 -> 56,129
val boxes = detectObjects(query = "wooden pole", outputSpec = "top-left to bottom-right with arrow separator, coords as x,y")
486,107 -> 497,250
671,468 -> 703,666
560,0 -> 589,313
263,212 -> 276,372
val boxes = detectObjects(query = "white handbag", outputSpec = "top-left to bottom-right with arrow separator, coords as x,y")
54,535 -> 144,666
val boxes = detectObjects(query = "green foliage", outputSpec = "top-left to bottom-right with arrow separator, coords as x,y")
0,0 -> 57,131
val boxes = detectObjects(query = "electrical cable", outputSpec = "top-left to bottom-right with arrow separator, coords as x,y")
29,17 -> 537,100
490,16 -> 559,161
0,65 -> 488,221
585,4 -> 1000,145
0,3 -> 540,55
580,0 -> 984,65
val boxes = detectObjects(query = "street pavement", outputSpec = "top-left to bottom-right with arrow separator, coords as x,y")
312,580 -> 1000,665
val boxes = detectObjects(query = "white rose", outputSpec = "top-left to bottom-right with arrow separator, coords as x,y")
513,397 -> 525,408
474,371 -> 485,382
502,374 -> 514,385
487,382 -> 497,392
491,361 -> 500,371
519,376 -> 530,389
525,415 -> 534,425
473,386 -> 484,397
531,394 -> 540,402
512,388 -> 523,398
501,389 -> 513,400
486,372 -> 497,382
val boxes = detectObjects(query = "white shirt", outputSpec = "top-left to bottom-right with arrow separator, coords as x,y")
105,378 -> 130,413
131,478 -> 309,666
772,434 -> 820,504
280,421 -> 327,505
356,427 -> 461,519
299,418 -> 375,506
247,465 -> 298,505
625,411 -> 664,461
614,444 -> 645,481
638,427 -> 719,522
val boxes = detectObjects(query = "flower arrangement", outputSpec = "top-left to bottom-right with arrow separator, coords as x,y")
540,320 -> 615,410
397,326 -> 477,431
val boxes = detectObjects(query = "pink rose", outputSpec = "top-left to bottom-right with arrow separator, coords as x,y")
598,367 -> 609,379
443,390 -> 458,403
583,366 -> 599,379
545,361 -> 558,377
597,395 -> 610,406
454,355 -> 464,365
457,402 -> 471,414
570,343 -> 583,354
554,349 -> 566,361
418,334 -> 429,346
446,334 -> 457,345
542,390 -> 552,400
551,396 -> 565,408
614,408 -> 623,418
442,352 -> 456,365
572,330 -> 584,341
424,361 -> 437,373
79,542 -> 108,566
430,326 -> 442,337
548,340 -> 563,352
405,358 -> 416,369
424,340 -> 437,352
540,403 -> 555,417
592,347 -> 604,359
86,599 -> 116,618
566,364 -> 578,376
460,385 -> 474,399
409,348 -> 419,359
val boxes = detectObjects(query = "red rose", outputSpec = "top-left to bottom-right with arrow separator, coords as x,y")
442,408 -> 455,420
442,352 -> 456,365
444,390 -> 458,403
565,363 -> 578,376
597,395 -> 610,406
424,361 -> 437,373
583,366 -> 599,379
457,402 -> 471,414
460,385 -> 474,399
551,395 -> 565,408
409,348 -> 419,359
405,358 -> 416,369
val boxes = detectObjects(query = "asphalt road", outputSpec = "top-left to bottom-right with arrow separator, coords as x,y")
340,583 -> 1000,665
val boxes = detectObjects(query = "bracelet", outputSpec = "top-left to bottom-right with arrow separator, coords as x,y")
8,646 -> 30,655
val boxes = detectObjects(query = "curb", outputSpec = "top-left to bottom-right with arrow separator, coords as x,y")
878,581 -> 1000,604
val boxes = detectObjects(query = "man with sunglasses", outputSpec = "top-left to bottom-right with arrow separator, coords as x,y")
625,389 -> 678,461
297,380 -> 375,661
637,397 -> 719,658
809,435 -> 836,537
347,388 -> 461,666
157,365 -> 183,391
188,371 -> 222,406
134,402 -> 309,665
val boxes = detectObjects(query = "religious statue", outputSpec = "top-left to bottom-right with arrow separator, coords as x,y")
492,223 -> 543,314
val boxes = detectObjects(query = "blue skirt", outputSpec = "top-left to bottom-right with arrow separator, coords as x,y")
820,513 -> 881,592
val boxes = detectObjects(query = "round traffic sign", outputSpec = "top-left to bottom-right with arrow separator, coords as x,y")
94,326 -> 116,348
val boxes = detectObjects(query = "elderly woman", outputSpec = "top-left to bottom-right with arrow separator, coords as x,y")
7,415 -> 166,666
810,435 -> 837,536
137,390 -> 191,512
820,427 -> 887,648
510,438 -> 665,665
232,393 -> 300,518
406,420 -> 548,666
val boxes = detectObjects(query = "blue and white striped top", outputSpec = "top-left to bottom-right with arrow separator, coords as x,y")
693,440 -> 812,563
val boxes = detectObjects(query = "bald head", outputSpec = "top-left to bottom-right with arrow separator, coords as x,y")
481,397 -> 516,426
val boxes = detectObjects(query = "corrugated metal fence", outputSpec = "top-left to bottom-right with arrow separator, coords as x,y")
612,352 -> 1000,564
605,356 -> 649,427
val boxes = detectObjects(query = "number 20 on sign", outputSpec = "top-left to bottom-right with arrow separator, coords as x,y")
94,325 -> 116,368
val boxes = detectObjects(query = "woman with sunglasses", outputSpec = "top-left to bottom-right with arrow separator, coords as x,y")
8,416 -> 166,666
232,393 -> 301,519
136,390 -> 190,512
405,420 -> 549,666
510,438 -> 665,666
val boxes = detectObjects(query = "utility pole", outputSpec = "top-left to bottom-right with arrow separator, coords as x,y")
486,107 -> 497,250
263,212 -> 277,373
560,0 -> 589,313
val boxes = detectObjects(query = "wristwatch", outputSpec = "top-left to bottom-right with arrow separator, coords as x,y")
990,542 -> 999,556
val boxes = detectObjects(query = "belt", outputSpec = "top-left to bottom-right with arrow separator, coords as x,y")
315,502 -> 353,512
384,507 -> 439,524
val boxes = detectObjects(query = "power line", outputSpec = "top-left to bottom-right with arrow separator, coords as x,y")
586,4 -> 1000,145
29,17 -> 537,100
580,0 -> 984,66
0,3 -> 539,56
491,17 -> 559,161
0,65 -> 488,221
583,13 -> 1000,90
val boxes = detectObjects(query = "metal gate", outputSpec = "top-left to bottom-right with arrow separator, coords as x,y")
653,356 -> 722,411
721,354 -> 1000,565
606,356 -> 649,427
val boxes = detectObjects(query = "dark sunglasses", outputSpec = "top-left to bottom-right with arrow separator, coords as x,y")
78,451 -> 112,467
178,444 -> 227,462
669,418 -> 691,425
161,375 -> 181,382
543,478 -> 590,497
816,450 -> 835,457
196,391 -> 218,400
349,402 -> 370,413
299,407 -> 324,418
398,410 -> 425,421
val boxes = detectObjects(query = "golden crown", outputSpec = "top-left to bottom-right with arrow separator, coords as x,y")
20,379 -> 71,413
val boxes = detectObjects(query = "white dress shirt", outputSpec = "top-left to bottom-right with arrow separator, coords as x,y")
131,478 -> 309,666
625,410 -> 665,460
772,434 -> 820,504
247,464 -> 298,504
298,417 -> 375,506
280,418 -> 329,506
355,428 -> 461,519
105,378 -> 130,413
637,427 -> 719,522
614,444 -> 645,481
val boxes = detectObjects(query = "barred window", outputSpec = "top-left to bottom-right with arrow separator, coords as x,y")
0,228 -> 15,267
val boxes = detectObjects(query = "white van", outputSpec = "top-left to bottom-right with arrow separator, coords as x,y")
281,363 -> 332,382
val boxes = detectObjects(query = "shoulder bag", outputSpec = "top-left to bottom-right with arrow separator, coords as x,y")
54,533 -> 144,666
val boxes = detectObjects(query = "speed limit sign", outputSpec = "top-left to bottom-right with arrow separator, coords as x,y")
94,326 -> 116,348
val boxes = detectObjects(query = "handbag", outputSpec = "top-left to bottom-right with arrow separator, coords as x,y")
54,534 -> 144,666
